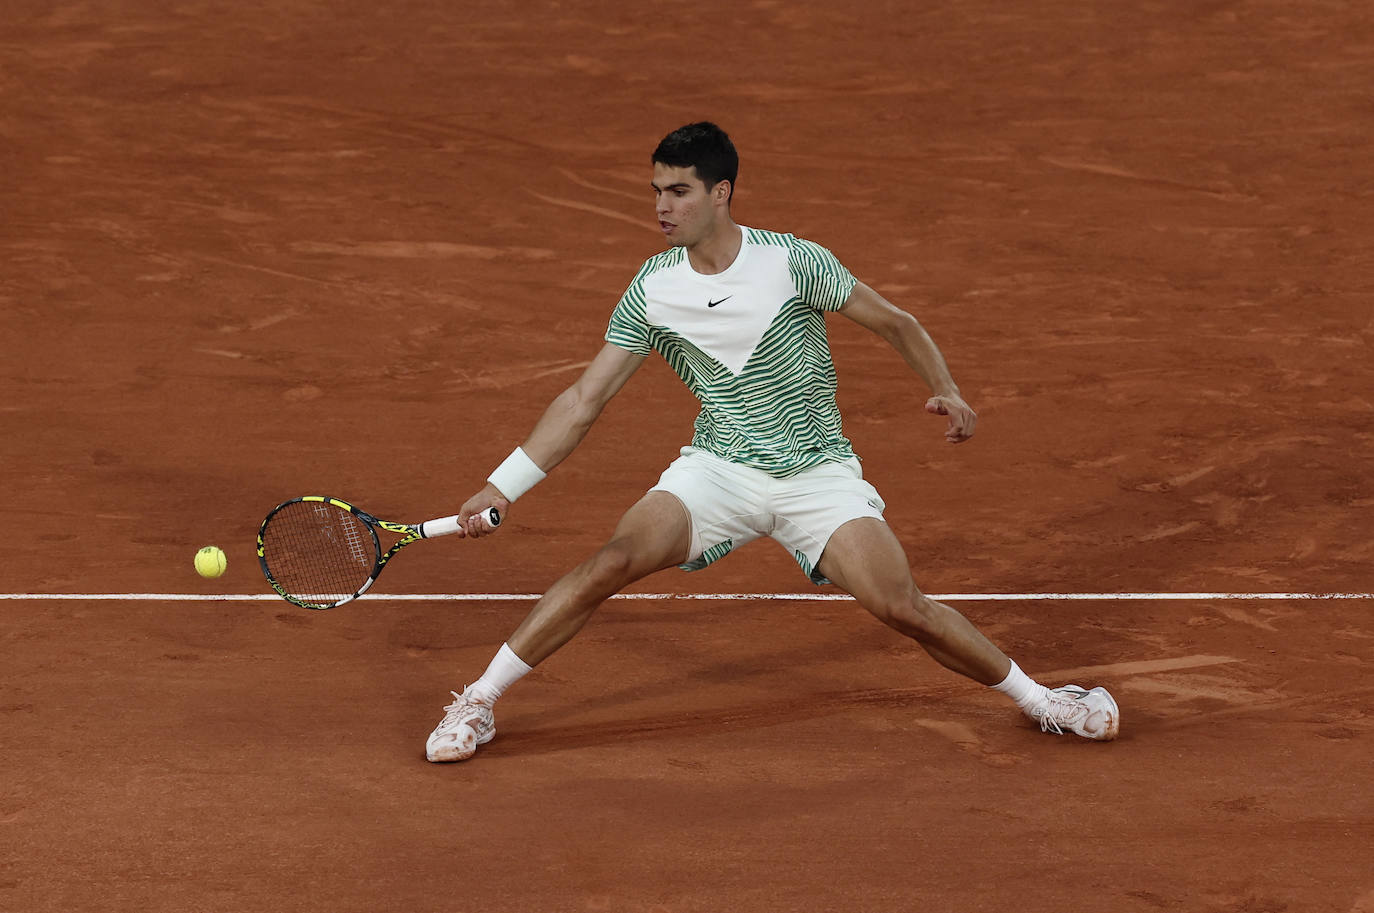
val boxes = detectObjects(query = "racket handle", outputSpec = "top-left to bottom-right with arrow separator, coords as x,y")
419,507 -> 501,539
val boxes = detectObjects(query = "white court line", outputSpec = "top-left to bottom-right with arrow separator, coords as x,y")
0,592 -> 1371,601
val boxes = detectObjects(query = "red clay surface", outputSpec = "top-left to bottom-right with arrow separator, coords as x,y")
3,1 -> 1373,911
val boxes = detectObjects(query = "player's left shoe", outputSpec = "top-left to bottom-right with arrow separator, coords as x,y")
1029,684 -> 1120,741
426,687 -> 496,762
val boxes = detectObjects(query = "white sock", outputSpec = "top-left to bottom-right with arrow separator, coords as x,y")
991,660 -> 1050,713
466,643 -> 533,704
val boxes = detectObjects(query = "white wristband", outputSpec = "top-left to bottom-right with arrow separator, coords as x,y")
486,447 -> 546,502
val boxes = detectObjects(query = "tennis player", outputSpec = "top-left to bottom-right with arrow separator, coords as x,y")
427,122 -> 1119,762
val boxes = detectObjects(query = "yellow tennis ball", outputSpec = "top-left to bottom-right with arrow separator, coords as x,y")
195,546 -> 227,579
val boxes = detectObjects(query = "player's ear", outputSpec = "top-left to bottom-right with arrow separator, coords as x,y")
713,180 -> 732,205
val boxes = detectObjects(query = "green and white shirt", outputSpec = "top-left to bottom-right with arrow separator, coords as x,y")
606,227 -> 858,478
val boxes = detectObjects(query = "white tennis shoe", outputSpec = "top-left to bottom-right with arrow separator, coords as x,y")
1029,684 -> 1120,741
426,687 -> 496,762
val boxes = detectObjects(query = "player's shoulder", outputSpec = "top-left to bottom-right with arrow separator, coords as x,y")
744,227 -> 846,275
628,245 -> 688,286
743,226 -> 807,249
744,227 -> 834,259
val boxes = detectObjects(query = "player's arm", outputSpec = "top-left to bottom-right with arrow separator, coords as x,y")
458,342 -> 646,532
838,281 -> 976,443
519,341 -> 646,471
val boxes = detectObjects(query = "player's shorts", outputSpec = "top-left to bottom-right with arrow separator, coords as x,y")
649,447 -> 887,585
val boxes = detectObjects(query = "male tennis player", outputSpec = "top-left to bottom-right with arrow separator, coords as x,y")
426,122 -> 1119,762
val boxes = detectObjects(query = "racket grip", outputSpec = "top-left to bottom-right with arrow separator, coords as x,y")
420,507 -> 501,539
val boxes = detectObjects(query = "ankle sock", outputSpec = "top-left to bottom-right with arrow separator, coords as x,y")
991,660 -> 1050,713
467,642 -> 532,704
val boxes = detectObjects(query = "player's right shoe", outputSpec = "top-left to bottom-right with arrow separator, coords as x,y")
1028,684 -> 1120,741
426,687 -> 496,762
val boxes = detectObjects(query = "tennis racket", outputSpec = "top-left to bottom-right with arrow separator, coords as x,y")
257,496 -> 500,610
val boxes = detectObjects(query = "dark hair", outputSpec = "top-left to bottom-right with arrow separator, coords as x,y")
652,122 -> 738,199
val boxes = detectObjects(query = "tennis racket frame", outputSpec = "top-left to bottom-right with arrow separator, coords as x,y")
257,495 -> 498,610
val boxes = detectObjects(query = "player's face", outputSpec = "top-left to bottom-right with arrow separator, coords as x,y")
652,163 -> 727,247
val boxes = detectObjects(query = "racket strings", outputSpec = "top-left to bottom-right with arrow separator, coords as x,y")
262,501 -> 377,604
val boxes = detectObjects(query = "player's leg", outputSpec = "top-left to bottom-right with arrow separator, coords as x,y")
815,518 -> 1010,683
506,491 -> 691,665
426,491 -> 690,762
813,518 -> 1119,741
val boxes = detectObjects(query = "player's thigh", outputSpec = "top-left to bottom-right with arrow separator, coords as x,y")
813,517 -> 920,613
595,489 -> 693,579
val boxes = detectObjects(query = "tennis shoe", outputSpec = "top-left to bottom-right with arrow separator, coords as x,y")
1029,684 -> 1119,741
426,686 -> 495,762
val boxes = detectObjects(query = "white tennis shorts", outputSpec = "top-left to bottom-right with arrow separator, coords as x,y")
649,447 -> 887,584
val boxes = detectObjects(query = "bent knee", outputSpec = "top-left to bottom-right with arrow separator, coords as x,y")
583,538 -> 664,590
587,541 -> 636,583
867,591 -> 942,638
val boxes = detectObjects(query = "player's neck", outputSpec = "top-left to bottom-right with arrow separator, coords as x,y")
686,220 -> 742,275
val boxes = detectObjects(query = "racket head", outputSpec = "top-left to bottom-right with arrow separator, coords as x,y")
257,496 -> 383,609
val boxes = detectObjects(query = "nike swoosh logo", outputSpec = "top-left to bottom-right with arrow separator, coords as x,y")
707,296 -> 732,308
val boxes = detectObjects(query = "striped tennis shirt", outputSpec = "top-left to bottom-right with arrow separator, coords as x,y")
606,227 -> 859,478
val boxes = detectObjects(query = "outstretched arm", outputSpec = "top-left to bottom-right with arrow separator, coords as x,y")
518,341 -> 646,471
458,342 -> 646,532
838,281 -> 977,443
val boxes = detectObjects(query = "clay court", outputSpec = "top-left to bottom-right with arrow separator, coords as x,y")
3,1 -> 1373,910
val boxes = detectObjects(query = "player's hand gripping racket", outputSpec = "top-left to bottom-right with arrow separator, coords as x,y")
256,496 -> 500,610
